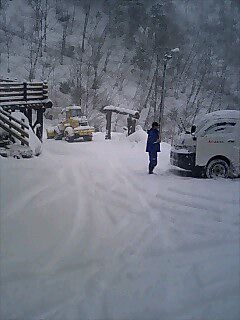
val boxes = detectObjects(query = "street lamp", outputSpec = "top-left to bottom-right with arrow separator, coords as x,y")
158,48 -> 179,141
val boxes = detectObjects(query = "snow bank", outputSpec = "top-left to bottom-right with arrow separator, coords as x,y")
11,111 -> 42,156
127,125 -> 147,143
93,132 -> 126,142
94,126 -> 147,144
0,131 -> 239,320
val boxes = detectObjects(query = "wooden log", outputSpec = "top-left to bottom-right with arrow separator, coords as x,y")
102,106 -> 140,119
21,118 -> 26,145
23,82 -> 27,101
0,91 -> 25,96
0,86 -> 24,90
26,109 -> 33,127
0,85 -> 24,91
0,78 -> 17,83
0,82 -> 24,86
27,90 -> 45,95
27,95 -> 45,99
0,96 -> 25,101
0,120 -> 29,146
0,100 -> 52,109
0,78 -> 52,110
26,85 -> 45,90
0,99 -> 48,107
0,113 -> 29,138
0,96 -> 46,103
1,94 -> 46,101
36,109 -> 44,141
105,111 -> 112,140
26,82 -> 47,86
0,109 -> 29,129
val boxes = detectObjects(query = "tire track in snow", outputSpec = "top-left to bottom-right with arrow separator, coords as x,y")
156,193 -> 220,213
142,237 -> 239,259
44,161 -> 97,272
167,186 -> 239,205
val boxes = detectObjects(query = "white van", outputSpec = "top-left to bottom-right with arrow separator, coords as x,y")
170,110 -> 240,178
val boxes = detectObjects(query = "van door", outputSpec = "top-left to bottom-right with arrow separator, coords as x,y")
196,121 -> 237,167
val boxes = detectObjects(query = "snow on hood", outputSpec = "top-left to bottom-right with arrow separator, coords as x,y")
74,125 -> 94,131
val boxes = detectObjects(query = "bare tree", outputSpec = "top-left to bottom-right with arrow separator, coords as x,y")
27,32 -> 44,81
69,3 -> 76,35
5,32 -> 13,73
43,0 -> 50,52
76,2 -> 91,106
59,11 -> 70,65
102,47 -> 112,73
1,11 -> 13,73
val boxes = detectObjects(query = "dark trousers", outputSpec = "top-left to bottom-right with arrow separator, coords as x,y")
148,152 -> 158,173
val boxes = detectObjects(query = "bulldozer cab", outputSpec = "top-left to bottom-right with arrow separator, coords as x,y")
66,106 -> 83,120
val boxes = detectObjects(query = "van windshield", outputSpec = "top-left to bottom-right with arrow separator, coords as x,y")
204,122 -> 236,135
195,119 -> 208,134
195,118 -> 237,135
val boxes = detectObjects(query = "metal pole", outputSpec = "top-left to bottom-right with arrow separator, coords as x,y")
36,109 -> 44,142
105,111 -> 112,140
153,54 -> 159,120
158,59 -> 168,142
158,49 -> 179,140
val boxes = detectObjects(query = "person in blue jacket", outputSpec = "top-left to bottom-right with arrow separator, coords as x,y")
146,122 -> 161,174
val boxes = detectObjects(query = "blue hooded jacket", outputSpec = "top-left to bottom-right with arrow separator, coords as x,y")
146,128 -> 160,153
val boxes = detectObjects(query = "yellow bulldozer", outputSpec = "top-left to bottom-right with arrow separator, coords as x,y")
46,106 -> 94,142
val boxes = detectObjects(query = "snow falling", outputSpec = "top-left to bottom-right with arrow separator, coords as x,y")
0,0 -> 240,319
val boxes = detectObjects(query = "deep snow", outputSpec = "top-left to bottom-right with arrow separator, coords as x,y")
0,132 -> 239,320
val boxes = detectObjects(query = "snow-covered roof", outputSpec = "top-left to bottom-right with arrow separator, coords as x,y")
103,105 -> 140,118
66,106 -> 82,111
202,110 -> 240,121
0,98 -> 52,108
194,110 -> 240,132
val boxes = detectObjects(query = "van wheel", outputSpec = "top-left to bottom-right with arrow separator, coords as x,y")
206,159 -> 229,179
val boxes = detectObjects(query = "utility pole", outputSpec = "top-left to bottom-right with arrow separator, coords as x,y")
153,54 -> 159,120
158,54 -> 172,141
158,48 -> 180,141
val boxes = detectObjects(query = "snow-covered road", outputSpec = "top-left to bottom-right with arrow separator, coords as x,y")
0,133 -> 239,320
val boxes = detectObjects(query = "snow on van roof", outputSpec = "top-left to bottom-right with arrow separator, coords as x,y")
204,110 -> 240,120
195,110 -> 240,125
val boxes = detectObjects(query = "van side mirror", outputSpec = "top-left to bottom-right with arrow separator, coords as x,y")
191,125 -> 196,134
